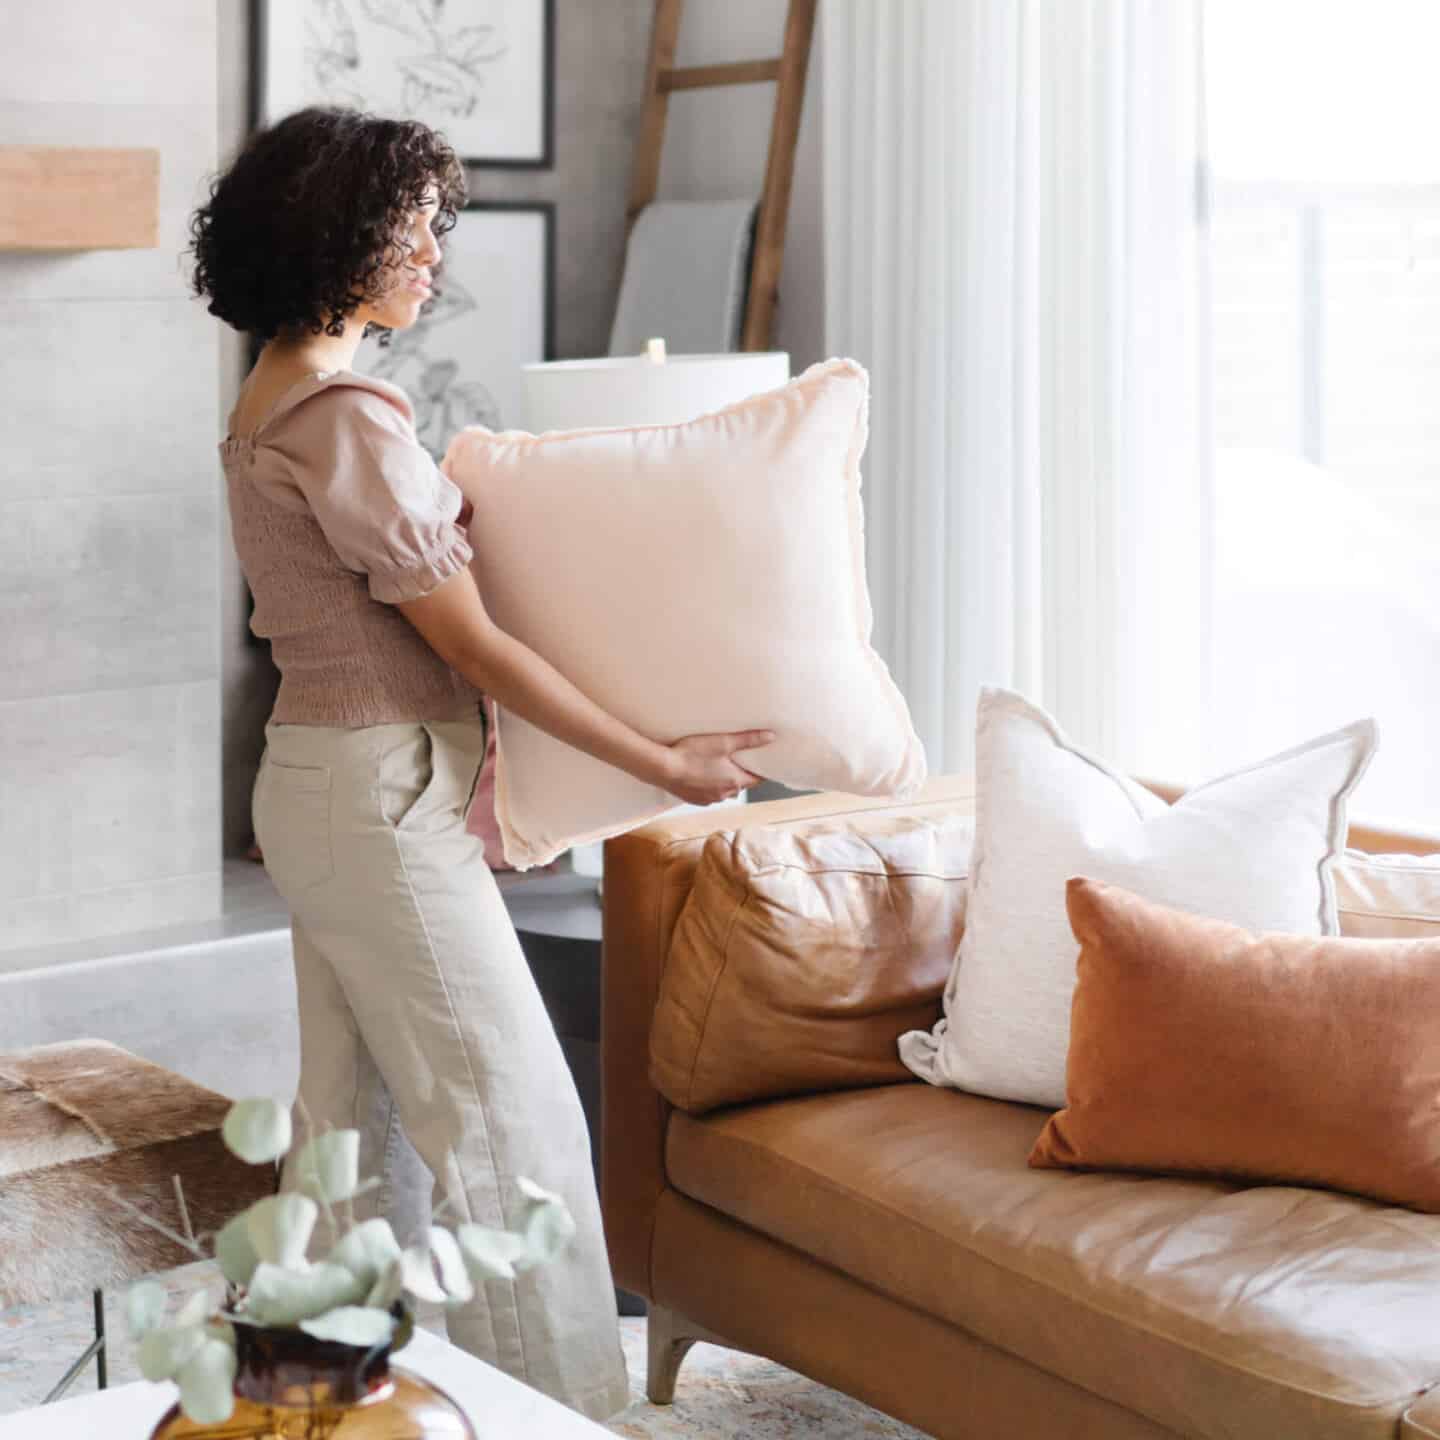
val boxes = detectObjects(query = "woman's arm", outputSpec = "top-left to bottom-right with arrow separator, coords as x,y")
398,568 -> 771,807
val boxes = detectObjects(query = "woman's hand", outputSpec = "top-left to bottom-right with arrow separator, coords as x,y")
660,730 -> 775,807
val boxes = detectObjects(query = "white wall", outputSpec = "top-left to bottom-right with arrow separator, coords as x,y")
0,1 -> 222,950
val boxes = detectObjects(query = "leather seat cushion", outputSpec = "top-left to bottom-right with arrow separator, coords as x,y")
666,1083 -> 1440,1440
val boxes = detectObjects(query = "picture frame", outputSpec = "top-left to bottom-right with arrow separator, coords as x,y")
353,199 -> 556,456
252,0 -> 556,169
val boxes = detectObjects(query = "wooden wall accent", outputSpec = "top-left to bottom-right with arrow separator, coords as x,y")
0,146 -> 160,250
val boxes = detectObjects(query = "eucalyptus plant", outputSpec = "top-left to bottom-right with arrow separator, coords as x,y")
124,1097 -> 575,1425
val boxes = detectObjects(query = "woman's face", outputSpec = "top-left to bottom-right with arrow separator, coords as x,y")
361,186 -> 443,332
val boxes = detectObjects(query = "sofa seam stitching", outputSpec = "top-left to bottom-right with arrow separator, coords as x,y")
743,863 -> 971,880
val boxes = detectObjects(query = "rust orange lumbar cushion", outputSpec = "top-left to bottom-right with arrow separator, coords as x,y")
1030,877 -> 1440,1212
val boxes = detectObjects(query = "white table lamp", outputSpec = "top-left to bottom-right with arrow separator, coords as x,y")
519,343 -> 792,876
521,346 -> 790,432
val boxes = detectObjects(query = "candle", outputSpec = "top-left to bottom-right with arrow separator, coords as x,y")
645,336 -> 667,364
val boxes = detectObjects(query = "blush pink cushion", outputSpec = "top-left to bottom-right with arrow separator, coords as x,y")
441,358 -> 927,870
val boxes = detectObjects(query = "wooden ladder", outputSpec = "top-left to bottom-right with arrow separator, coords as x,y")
625,0 -> 819,352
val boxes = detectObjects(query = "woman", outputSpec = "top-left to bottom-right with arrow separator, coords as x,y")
190,106 -> 772,1421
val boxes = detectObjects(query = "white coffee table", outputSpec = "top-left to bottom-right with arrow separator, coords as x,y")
0,1328 -> 619,1438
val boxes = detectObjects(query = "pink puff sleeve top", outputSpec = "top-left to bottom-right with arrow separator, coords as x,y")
220,369 -> 483,727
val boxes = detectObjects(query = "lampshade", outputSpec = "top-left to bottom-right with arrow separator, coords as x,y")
516,347 -> 792,875
521,350 -> 791,433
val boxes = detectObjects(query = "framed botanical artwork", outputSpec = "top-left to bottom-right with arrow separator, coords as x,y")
353,199 -> 556,458
253,0 -> 556,169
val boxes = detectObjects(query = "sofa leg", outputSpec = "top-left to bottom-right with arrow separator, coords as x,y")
646,1304 -> 756,1404
646,1303 -> 698,1404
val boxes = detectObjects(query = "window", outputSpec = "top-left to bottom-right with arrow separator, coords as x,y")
1206,0 -> 1440,829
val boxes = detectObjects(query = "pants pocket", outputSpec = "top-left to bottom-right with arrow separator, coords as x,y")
379,726 -> 436,832
253,758 -> 335,895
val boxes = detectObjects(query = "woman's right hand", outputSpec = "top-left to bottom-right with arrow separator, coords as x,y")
661,729 -> 775,807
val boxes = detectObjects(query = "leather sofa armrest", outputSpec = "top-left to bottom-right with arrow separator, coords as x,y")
599,774 -> 976,1298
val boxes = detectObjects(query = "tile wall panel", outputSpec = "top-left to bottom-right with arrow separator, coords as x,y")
0,299 -> 218,501
0,1 -> 215,108
0,490 -> 217,700
1,0 -> 220,950
0,682 -> 217,913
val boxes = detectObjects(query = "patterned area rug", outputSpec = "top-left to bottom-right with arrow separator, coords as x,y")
0,1262 -> 927,1438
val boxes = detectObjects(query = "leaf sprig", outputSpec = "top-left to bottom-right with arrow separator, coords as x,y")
127,1097 -> 574,1424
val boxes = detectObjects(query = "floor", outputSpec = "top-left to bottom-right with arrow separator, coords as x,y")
0,1261 -> 928,1438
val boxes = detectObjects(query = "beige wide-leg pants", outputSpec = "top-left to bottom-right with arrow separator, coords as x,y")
253,716 -> 630,1423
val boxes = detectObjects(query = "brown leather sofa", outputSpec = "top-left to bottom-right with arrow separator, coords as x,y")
601,775 -> 1440,1440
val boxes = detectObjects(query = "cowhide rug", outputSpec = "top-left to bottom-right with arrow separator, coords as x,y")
0,1040 -> 273,1307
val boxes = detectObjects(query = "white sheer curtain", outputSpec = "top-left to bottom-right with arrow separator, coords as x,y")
823,0 -> 1211,778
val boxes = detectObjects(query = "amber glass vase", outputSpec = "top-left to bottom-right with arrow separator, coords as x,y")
148,1322 -> 477,1440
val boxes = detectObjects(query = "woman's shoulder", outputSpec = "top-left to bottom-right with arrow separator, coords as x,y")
286,369 -> 417,430
255,370 -> 422,468
225,369 -> 419,465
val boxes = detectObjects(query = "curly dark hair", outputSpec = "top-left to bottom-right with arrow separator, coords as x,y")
187,106 -> 467,344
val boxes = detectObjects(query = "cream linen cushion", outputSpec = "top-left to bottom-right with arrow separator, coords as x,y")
1336,848 -> 1440,938
441,358 -> 926,869
898,686 -> 1377,1109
